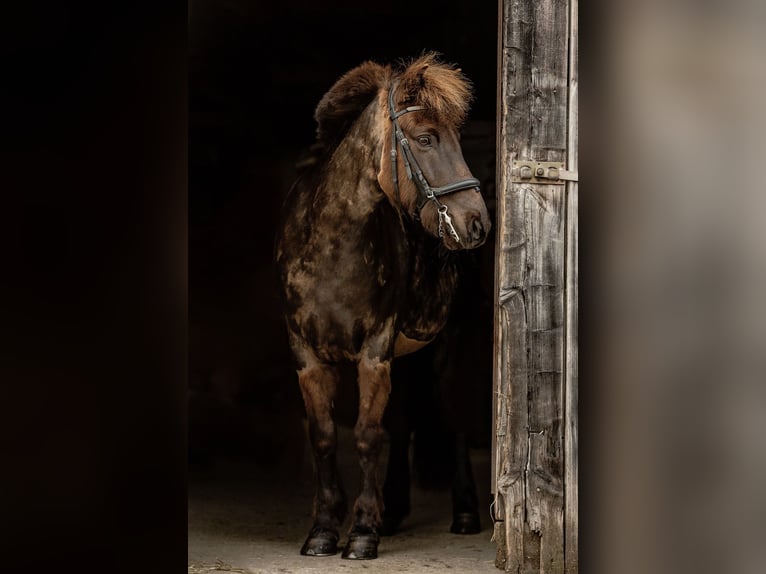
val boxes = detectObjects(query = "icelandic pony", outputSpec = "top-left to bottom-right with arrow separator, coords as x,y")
275,53 -> 490,559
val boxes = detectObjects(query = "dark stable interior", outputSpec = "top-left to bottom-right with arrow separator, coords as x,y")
189,0 -> 498,527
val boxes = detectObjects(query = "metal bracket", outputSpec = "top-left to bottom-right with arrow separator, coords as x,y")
510,161 -> 578,185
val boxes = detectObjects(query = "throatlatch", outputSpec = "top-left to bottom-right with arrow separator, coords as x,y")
387,82 -> 480,244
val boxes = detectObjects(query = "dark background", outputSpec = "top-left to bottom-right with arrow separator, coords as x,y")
188,0 -> 498,465
189,0 -> 497,223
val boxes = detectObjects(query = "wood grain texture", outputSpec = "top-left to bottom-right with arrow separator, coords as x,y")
491,0 -> 507,525
563,0 -> 578,571
493,0 -> 576,571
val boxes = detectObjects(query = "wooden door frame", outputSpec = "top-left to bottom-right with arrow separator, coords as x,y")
491,0 -> 578,571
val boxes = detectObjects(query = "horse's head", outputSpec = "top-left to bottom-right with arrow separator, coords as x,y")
377,54 -> 491,250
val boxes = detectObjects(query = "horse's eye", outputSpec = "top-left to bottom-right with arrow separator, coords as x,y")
417,135 -> 432,146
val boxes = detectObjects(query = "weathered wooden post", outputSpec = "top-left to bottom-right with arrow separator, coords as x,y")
492,0 -> 578,571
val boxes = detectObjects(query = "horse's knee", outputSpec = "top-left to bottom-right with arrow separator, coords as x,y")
354,424 -> 383,458
313,436 -> 335,457
313,432 -> 336,457
309,420 -> 336,457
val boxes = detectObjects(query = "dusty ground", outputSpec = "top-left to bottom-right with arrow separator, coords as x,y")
189,426 -> 500,574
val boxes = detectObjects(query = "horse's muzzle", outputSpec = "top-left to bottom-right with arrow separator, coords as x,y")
450,209 -> 490,250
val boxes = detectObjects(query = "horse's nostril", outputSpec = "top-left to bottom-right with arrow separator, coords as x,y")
469,218 -> 485,242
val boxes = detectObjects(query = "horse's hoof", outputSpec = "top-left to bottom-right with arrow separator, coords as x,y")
450,512 -> 481,534
341,530 -> 379,559
300,528 -> 338,556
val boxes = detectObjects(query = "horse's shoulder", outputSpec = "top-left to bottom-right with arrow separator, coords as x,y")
314,61 -> 390,147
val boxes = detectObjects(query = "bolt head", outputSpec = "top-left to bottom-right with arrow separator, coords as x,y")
519,166 -> 532,179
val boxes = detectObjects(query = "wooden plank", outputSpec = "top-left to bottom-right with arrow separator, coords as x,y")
563,187 -> 578,574
491,0 -> 506,527
525,184 -> 565,574
493,0 -> 510,569
563,0 -> 578,571
495,0 -> 531,568
496,183 -> 529,574
494,0 -> 572,571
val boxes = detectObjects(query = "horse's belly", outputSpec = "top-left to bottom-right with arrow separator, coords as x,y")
393,332 -> 433,357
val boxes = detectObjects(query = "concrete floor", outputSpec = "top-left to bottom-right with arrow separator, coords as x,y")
189,426 -> 500,574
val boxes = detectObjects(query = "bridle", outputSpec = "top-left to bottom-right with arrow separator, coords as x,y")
387,82 -> 481,244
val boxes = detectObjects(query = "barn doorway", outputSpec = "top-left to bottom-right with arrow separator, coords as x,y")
188,1 -> 501,572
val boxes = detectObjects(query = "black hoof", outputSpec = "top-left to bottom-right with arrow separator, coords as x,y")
450,512 -> 481,535
341,530 -> 379,560
300,528 -> 339,556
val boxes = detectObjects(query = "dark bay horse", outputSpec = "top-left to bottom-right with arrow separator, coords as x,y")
275,53 -> 491,560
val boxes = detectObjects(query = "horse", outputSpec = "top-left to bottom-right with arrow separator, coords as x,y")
275,53 -> 491,560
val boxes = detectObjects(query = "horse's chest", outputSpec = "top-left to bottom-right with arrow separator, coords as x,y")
395,255 -> 457,347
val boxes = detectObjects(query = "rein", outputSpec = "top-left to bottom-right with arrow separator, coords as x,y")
387,82 -> 481,244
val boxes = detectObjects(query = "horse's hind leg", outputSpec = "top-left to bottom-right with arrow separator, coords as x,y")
342,357 -> 391,560
380,426 -> 411,536
450,431 -> 481,534
297,363 -> 347,556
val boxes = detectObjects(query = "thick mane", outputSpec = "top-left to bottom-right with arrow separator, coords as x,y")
396,53 -> 473,127
314,61 -> 390,149
312,54 -> 473,152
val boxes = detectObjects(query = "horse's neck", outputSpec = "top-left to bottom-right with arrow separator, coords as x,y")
406,219 -> 455,272
391,215 -> 458,340
315,103 -> 385,224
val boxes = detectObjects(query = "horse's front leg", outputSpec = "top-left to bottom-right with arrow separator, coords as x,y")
342,356 -> 392,559
297,363 -> 347,556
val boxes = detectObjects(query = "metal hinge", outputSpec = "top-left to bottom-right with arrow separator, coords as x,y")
510,161 -> 578,185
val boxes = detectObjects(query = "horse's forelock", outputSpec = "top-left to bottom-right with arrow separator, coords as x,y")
398,53 -> 474,127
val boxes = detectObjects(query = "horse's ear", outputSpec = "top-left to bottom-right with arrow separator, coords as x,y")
402,63 -> 430,102
315,61 -> 389,147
